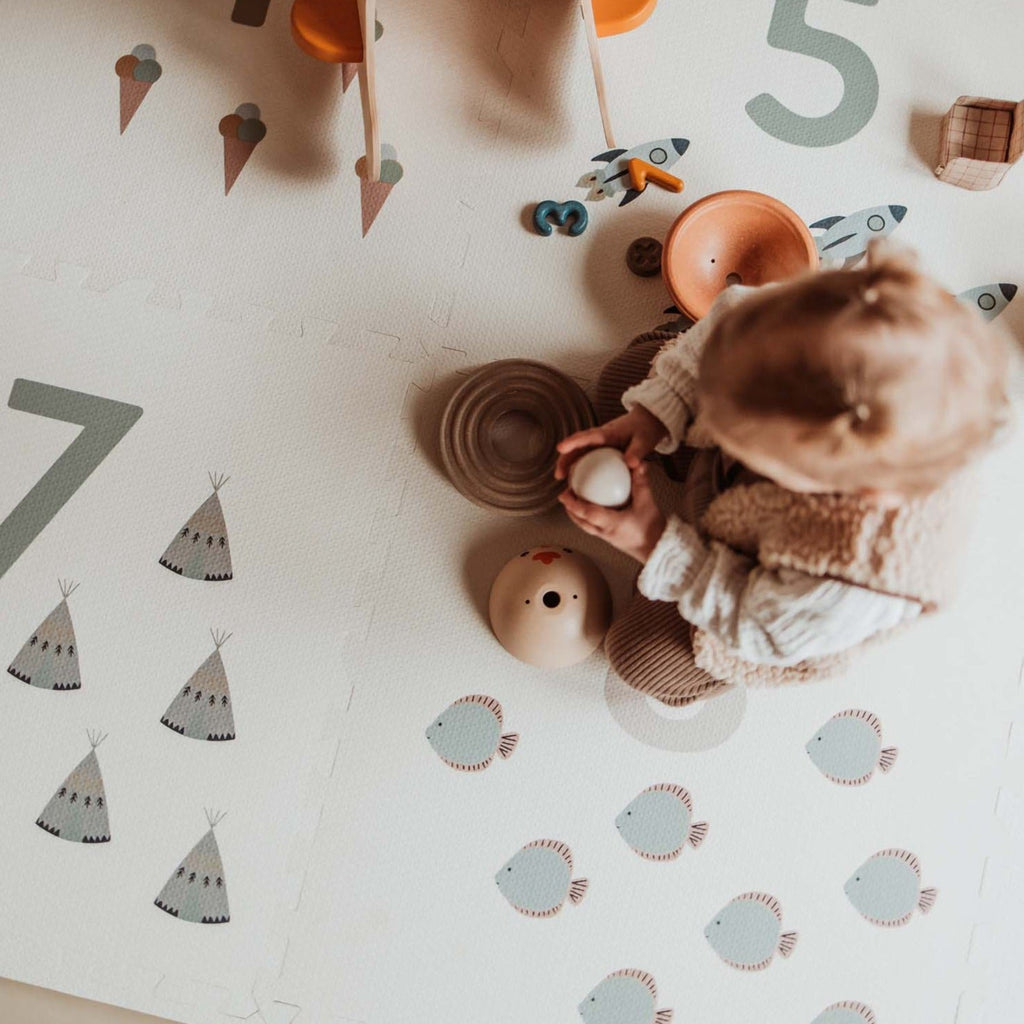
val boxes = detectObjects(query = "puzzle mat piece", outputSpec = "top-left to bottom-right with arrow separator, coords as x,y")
965,680 -> 1024,1024
0,0 -> 1020,350
0,263 -> 429,1023
0,0 -> 618,352
1,2 -> 1023,1024
278,414 -> 1023,1024
0,244 -> 593,1024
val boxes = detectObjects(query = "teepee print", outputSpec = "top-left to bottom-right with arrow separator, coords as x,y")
159,474 -> 233,581
36,732 -> 111,843
155,811 -> 230,924
160,631 -> 236,741
8,580 -> 82,690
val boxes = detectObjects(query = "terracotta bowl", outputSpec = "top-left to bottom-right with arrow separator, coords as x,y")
662,190 -> 819,321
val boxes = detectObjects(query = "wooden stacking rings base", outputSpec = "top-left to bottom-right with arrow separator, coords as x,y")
440,359 -> 596,516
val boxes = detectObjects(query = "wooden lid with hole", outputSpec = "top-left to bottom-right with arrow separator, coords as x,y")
440,360 -> 595,516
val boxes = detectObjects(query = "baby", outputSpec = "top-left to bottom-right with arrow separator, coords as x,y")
556,242 -> 1009,705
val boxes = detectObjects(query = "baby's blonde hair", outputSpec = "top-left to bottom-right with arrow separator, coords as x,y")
697,242 -> 1010,495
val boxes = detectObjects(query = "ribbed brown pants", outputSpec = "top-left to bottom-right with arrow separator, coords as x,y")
598,334 -> 730,706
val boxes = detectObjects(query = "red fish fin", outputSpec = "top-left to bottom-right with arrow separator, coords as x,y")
828,1003 -> 876,1024
687,821 -> 708,849
838,708 -> 882,737
654,1011 -> 674,1024
918,887 -> 937,913
569,878 -> 589,905
777,931 -> 798,958
878,747 -> 898,773
608,970 -> 657,999
877,848 -> 920,877
741,891 -> 782,920
647,783 -> 692,814
498,733 -> 519,759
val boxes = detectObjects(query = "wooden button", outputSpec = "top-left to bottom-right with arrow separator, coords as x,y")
627,237 -> 662,277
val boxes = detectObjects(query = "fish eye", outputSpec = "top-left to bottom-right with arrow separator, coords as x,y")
573,594 -> 578,599
507,867 -> 512,872
817,736 -> 822,741
525,599 -> 530,604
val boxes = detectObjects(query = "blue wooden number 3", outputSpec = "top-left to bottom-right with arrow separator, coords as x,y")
747,0 -> 880,148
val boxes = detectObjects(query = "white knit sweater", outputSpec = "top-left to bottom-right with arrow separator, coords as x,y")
622,286 -> 920,668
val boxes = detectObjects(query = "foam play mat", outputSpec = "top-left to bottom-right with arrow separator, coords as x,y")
1,2 -> 1022,1023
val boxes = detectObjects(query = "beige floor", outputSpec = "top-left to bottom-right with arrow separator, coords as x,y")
0,979 -> 171,1024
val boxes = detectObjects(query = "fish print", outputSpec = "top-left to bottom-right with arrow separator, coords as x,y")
495,839 -> 588,917
425,694 -> 518,771
809,205 -> 907,267
845,848 -> 937,926
577,138 -> 689,207
806,709 -> 897,786
956,282 -> 1017,322
810,1002 -> 877,1024
705,892 -> 798,970
616,784 -> 708,860
578,969 -> 674,1024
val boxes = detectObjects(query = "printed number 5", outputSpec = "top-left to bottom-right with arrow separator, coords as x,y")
0,380 -> 142,580
746,0 -> 879,148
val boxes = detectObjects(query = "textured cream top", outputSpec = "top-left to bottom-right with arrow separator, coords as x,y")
623,286 -> 921,670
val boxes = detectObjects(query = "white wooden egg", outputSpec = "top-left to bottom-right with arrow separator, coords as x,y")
568,447 -> 632,507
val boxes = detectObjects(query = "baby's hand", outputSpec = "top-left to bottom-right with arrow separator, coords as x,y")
554,406 -> 667,481
559,463 -> 667,564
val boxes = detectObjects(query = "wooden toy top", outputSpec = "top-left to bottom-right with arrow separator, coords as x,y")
291,0 -> 364,63
593,0 -> 658,37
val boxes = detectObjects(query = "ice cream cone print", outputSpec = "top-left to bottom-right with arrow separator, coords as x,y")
115,45 -> 162,134
223,137 -> 257,195
120,79 -> 151,134
355,142 -> 403,236
359,179 -> 393,236
219,104 -> 266,195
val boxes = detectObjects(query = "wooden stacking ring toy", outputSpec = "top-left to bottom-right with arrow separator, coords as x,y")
662,190 -> 819,321
440,360 -> 596,516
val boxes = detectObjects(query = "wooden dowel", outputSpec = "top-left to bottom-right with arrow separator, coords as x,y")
580,0 -> 615,148
357,0 -> 381,181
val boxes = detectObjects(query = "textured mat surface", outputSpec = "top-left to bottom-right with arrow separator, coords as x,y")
0,2 -> 1022,1023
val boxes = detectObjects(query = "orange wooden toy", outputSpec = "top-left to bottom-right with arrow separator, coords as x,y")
592,0 -> 658,37
628,158 -> 684,193
291,0 -> 381,180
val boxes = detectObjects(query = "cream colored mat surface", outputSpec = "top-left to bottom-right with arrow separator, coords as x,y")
0,2 -> 1022,1023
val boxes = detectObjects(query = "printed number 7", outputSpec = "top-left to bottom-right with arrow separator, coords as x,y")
0,380 -> 143,580
747,0 -> 880,148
